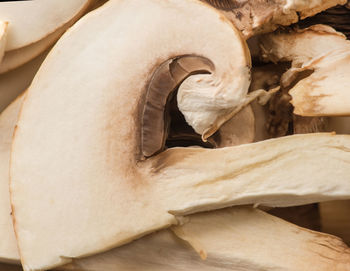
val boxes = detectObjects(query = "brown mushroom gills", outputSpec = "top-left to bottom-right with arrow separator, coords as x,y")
142,56 -> 213,157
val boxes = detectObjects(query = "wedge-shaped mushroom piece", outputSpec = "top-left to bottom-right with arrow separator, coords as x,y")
61,207 -> 350,271
10,1 -> 350,270
0,50 -> 48,113
259,25 -> 350,116
0,21 -> 8,64
203,0 -> 346,38
0,95 -> 23,263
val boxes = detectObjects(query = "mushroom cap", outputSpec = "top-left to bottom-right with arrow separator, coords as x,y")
0,95 -> 23,263
62,207 -> 350,271
0,0 -> 92,51
10,1 -> 350,270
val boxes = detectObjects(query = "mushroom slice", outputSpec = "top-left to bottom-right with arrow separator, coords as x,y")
0,0 -> 93,73
203,0 -> 346,39
259,25 -> 350,116
0,21 -> 8,64
0,0 -> 92,51
9,1 -> 350,270
61,207 -> 350,271
0,95 -> 23,263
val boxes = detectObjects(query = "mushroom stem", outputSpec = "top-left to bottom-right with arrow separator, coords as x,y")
150,133 -> 350,215
0,21 -> 8,65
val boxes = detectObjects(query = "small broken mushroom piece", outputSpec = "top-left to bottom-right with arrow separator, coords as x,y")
0,21 -> 8,65
62,207 -> 350,271
10,1 -> 350,270
202,0 -> 346,39
259,25 -> 350,116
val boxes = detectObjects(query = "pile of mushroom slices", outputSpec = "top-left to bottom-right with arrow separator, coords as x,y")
1,0 -> 350,270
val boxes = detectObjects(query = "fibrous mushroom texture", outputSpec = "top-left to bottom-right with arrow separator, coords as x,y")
0,95 -> 23,263
9,1 -> 350,270
202,0 -> 346,38
62,207 -> 350,271
259,24 -> 350,116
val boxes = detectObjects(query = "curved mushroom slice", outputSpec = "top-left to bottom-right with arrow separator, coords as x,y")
203,0 -> 346,39
0,21 -> 8,64
0,95 -> 23,264
259,25 -> 350,116
0,50 -> 48,113
0,0 -> 92,51
62,207 -> 350,271
0,0 -> 93,74
9,1 -> 350,270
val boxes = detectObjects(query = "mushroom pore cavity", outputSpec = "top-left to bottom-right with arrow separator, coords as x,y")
142,55 -> 214,157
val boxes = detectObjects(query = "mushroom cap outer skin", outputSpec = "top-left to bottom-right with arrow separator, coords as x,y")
0,21 -> 8,64
9,0 -> 251,270
61,207 -> 350,271
0,94 -> 23,264
0,0 -> 93,51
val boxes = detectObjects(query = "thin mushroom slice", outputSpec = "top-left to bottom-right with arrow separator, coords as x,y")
0,0 -> 92,51
9,1 -> 350,270
202,0 -> 346,39
61,207 -> 350,271
0,0 -> 94,74
0,21 -> 8,64
0,95 -> 23,264
259,25 -> 350,116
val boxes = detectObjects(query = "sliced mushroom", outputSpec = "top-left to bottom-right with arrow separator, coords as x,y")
0,0 -> 92,73
61,207 -> 350,271
0,21 -> 8,65
259,25 -> 350,116
0,0 -> 92,51
0,95 -> 23,264
9,1 -> 350,270
203,0 -> 346,38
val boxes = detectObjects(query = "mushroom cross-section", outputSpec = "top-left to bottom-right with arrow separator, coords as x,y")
9,1 -> 350,270
259,24 -> 350,116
